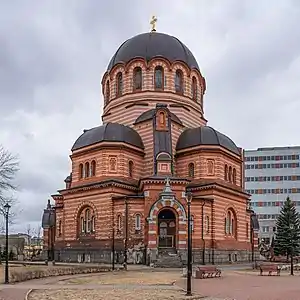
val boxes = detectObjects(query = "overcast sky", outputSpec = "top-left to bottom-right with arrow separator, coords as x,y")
1,0 -> 300,233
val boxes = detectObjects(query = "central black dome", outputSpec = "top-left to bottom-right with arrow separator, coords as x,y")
107,32 -> 199,71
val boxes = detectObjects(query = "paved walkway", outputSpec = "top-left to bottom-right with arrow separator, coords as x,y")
177,271 -> 300,300
1,267 -> 300,300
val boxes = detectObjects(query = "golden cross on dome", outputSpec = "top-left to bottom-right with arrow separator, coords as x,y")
150,15 -> 157,32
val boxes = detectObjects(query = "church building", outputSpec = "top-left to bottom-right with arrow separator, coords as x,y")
42,21 -> 259,266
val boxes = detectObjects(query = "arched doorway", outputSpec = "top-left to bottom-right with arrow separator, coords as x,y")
158,209 -> 177,249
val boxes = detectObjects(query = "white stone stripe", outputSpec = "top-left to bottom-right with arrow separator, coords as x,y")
148,231 -> 156,234
179,221 -> 186,224
148,241 -> 156,245
179,231 -> 187,234
179,241 -> 186,245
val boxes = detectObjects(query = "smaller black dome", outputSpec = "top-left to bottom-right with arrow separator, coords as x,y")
176,126 -> 240,155
72,123 -> 144,151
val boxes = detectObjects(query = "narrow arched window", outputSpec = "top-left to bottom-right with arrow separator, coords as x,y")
133,67 -> 142,91
192,76 -> 197,101
159,111 -> 166,126
85,209 -> 91,233
90,160 -> 96,177
105,81 -> 110,103
233,168 -> 237,184
175,70 -> 183,93
154,66 -> 164,90
91,216 -> 95,233
188,163 -> 195,178
79,164 -> 84,179
224,218 -> 227,234
81,217 -> 85,233
228,166 -> 232,182
129,160 -> 134,177
226,211 -> 231,234
85,162 -> 90,178
116,72 -> 123,96
224,164 -> 228,181
135,214 -> 141,231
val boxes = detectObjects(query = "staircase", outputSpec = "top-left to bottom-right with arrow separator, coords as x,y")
154,248 -> 183,268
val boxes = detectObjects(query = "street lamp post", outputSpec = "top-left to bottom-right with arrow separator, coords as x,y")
4,203 -> 11,284
123,199 -> 128,271
112,223 -> 115,271
290,224 -> 294,276
186,191 -> 193,296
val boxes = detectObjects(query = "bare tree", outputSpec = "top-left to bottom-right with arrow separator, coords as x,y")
36,225 -> 42,246
26,224 -> 32,245
0,145 -> 19,223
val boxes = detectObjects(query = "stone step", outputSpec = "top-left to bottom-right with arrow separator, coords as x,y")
155,253 -> 183,268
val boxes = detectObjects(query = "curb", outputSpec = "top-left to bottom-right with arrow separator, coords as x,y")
25,289 -> 33,300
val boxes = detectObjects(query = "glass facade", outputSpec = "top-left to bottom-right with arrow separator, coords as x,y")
244,146 -> 300,244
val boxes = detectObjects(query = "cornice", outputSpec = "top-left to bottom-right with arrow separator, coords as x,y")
187,179 -> 250,199
70,142 -> 145,158
58,179 -> 139,195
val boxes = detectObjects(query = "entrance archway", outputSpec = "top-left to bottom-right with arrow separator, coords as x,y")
158,209 -> 177,249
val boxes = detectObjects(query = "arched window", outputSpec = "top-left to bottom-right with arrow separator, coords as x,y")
233,168 -> 237,184
135,214 -> 141,231
207,159 -> 214,175
133,67 -> 142,91
188,163 -> 195,178
116,72 -> 123,96
246,222 -> 249,239
105,81 -> 110,103
79,164 -> 84,179
85,209 -> 91,233
110,157 -> 117,171
224,164 -> 228,181
225,209 -> 237,237
85,162 -> 90,178
91,216 -> 95,233
192,77 -> 197,101
129,160 -> 134,177
159,111 -> 166,125
154,66 -> 164,90
90,160 -> 96,177
228,166 -> 232,182
175,70 -> 183,93
79,207 -> 95,235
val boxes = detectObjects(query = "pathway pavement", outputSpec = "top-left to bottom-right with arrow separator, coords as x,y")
177,271 -> 300,300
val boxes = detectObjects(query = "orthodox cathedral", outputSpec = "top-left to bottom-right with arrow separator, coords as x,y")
42,20 -> 259,266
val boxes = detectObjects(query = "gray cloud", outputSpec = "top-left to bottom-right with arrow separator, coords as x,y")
1,0 -> 300,232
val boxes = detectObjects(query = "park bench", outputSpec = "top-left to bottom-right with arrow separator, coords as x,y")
195,266 -> 221,279
259,264 -> 280,276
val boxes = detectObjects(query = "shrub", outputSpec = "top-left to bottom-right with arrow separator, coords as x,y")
9,265 -> 110,283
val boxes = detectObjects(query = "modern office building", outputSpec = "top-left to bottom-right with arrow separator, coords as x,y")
244,146 -> 300,244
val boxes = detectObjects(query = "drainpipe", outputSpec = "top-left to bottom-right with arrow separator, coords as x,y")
201,201 -> 206,265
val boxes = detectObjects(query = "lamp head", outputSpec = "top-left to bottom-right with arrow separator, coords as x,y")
4,203 -> 11,215
186,191 -> 193,203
